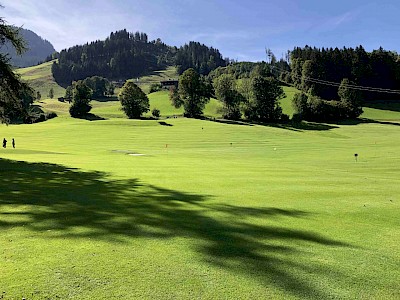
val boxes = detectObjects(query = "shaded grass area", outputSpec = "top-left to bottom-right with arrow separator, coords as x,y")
333,118 -> 400,126
362,104 -> 400,122
363,99 -> 400,112
204,117 -> 339,131
0,158 -> 351,299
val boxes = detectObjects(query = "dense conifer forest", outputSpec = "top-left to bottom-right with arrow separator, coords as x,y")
51,29 -> 227,86
175,41 -> 226,75
289,46 -> 400,100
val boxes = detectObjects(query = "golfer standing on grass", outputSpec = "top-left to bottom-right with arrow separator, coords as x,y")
2,138 -> 7,148
12,138 -> 15,148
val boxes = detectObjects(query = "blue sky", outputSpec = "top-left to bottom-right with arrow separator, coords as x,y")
1,0 -> 399,61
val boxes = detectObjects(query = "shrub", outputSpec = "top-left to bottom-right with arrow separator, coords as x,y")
279,113 -> 290,123
292,91 -> 361,122
291,113 -> 303,123
69,81 -> 93,118
149,83 -> 162,93
69,101 -> 91,117
292,92 -> 308,117
46,112 -> 57,120
24,111 -> 57,124
152,108 -> 160,118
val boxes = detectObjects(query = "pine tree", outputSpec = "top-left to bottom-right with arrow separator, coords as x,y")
0,12 -> 33,122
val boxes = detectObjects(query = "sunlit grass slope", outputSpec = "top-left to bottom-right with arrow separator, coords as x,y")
135,66 -> 179,94
280,85 -> 297,117
17,60 -> 65,99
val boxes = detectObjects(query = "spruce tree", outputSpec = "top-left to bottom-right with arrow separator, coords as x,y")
0,12 -> 33,122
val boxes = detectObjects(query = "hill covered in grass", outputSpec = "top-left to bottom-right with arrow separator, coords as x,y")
17,60 -> 65,99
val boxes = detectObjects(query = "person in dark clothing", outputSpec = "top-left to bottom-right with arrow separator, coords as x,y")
12,138 -> 15,148
3,138 -> 7,148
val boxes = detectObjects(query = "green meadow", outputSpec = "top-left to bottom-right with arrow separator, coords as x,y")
0,65 -> 399,299
16,61 -> 66,99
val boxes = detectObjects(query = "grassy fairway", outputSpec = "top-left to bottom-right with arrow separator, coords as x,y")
1,64 -> 399,299
1,110 -> 400,299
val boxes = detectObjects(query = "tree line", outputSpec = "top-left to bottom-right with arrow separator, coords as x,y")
288,45 -> 400,101
175,41 -> 227,75
276,45 -> 400,121
170,67 -> 286,122
208,61 -> 273,79
64,66 -> 286,124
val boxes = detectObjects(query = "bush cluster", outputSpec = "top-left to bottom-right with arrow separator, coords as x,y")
292,92 -> 363,122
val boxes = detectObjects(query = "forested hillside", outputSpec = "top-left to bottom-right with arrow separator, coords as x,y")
51,29 -> 227,86
175,41 -> 227,75
51,29 -> 175,86
289,46 -> 400,100
0,27 -> 55,67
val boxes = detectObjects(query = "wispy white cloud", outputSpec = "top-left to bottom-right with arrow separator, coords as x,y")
330,11 -> 354,27
307,9 -> 361,34
186,30 -> 254,45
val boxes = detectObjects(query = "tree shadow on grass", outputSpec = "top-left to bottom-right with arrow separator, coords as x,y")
270,121 -> 338,131
208,116 -> 400,131
0,159 -> 351,298
158,121 -> 173,126
207,118 -> 255,127
331,118 -> 400,126
204,117 -> 338,131
363,99 -> 400,113
76,113 -> 107,121
93,96 -> 119,103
